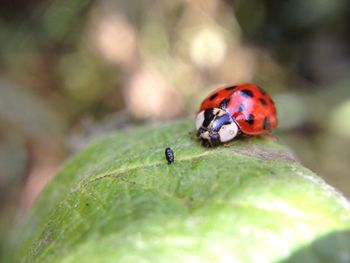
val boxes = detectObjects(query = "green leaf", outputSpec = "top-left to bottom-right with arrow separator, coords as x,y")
8,120 -> 350,263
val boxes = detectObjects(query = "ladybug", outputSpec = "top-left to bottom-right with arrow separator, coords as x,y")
165,147 -> 174,164
195,83 -> 277,147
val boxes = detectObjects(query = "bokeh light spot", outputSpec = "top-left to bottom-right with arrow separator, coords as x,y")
190,27 -> 227,68
329,98 -> 350,139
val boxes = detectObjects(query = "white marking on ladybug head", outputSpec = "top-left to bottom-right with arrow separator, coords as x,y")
195,111 -> 205,130
218,121 -> 239,142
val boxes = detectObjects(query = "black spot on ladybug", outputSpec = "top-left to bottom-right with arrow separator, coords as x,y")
238,103 -> 245,113
259,98 -> 268,108
203,109 -> 215,127
219,98 -> 230,109
240,89 -> 254,98
246,114 -> 255,125
258,86 -> 267,95
225,85 -> 237,91
209,93 -> 218,101
165,147 -> 174,164
263,117 -> 271,130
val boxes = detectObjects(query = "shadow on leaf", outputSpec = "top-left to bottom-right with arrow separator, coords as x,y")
281,230 -> 350,263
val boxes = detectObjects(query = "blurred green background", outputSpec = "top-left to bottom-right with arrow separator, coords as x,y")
1,0 -> 350,253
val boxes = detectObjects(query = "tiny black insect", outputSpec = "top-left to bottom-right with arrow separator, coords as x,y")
165,147 -> 174,164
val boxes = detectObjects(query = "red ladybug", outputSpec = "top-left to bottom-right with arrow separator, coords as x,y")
196,83 -> 277,147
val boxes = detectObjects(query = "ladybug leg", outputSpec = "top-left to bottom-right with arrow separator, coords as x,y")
188,130 -> 198,140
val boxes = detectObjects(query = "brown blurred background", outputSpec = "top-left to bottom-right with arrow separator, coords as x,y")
1,0 -> 350,251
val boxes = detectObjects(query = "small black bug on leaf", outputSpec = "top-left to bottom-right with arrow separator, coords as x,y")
165,147 -> 174,164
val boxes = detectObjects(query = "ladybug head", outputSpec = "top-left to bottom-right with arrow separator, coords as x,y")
195,108 -> 239,147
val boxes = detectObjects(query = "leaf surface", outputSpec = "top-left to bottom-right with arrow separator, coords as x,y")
9,120 -> 350,263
